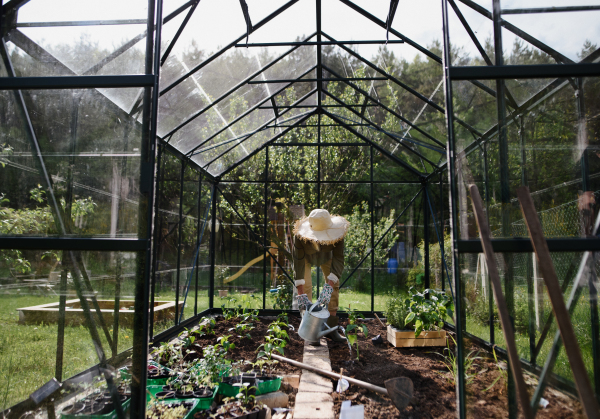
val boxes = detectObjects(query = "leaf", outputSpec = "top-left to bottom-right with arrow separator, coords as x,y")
405,312 -> 416,325
360,324 -> 368,337
346,324 -> 357,333
414,319 -> 423,338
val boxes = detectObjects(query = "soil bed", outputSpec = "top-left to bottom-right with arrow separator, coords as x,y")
327,318 -> 584,419
170,315 -> 304,376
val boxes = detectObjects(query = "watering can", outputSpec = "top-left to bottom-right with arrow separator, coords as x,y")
298,303 -> 344,343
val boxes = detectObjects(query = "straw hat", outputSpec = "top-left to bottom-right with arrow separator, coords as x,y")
293,209 -> 350,245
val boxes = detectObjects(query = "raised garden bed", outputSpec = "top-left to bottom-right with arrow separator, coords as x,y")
387,325 -> 447,347
17,299 -> 183,326
328,318 -> 584,419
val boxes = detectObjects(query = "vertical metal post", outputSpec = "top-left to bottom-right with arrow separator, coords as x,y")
175,161 -> 185,325
439,174 -> 445,291
194,174 -> 203,316
370,146 -> 375,312
55,266 -> 67,381
492,1 -> 516,417
132,0 -> 162,416
149,144 -> 164,338
209,183 -> 218,311
112,254 -> 122,358
483,142 -> 494,345
440,1 -> 466,417
577,76 -> 600,401
317,0 -> 322,298
424,184 -> 430,290
263,146 -> 269,309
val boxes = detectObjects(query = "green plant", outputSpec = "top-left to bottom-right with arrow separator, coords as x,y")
247,358 -> 278,375
384,294 -> 410,330
216,335 -> 236,352
236,384 -> 257,406
266,321 -> 289,342
345,323 -> 368,360
404,287 -> 454,337
432,335 -> 481,386
484,346 -> 508,392
228,323 -> 254,340
273,277 -> 294,310
256,335 -> 285,360
346,307 -> 364,325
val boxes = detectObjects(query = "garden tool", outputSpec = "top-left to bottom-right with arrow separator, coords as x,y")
298,302 -> 344,344
271,354 -> 415,413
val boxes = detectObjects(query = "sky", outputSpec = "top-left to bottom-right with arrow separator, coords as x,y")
8,0 -> 600,70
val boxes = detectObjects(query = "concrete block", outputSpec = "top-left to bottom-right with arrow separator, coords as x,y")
298,371 -> 333,393
282,374 -> 300,389
303,338 -> 327,347
255,391 -> 289,409
302,356 -> 331,371
293,392 -> 334,419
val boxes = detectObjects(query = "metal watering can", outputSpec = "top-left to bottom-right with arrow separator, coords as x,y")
298,303 -> 344,343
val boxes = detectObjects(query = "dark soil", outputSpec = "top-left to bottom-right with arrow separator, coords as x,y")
328,318 -> 584,419
161,315 -> 304,376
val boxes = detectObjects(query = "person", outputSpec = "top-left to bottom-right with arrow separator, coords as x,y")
293,209 -> 348,342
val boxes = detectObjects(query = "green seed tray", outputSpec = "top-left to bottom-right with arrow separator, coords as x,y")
146,385 -> 218,411
60,398 -> 131,419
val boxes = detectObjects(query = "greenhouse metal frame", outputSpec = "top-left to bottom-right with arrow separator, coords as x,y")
0,0 -> 599,418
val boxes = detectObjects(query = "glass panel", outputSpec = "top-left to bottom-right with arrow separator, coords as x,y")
269,145 -> 317,182
452,77 -> 600,239
218,183 -> 267,309
0,249 -> 141,412
17,0 -> 148,76
0,88 -> 143,238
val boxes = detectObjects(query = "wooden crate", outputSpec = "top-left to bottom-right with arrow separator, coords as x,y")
387,325 -> 447,347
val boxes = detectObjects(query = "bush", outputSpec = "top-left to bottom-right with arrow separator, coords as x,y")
405,263 -> 423,289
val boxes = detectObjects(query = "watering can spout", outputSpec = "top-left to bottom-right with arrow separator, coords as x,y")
318,324 -> 341,339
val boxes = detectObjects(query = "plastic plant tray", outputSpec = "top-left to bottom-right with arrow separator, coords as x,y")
146,398 -> 200,419
60,397 -> 131,419
120,362 -> 176,386
146,385 -> 218,411
218,377 -> 281,397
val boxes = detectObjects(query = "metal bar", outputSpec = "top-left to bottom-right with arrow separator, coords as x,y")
131,0 -> 163,416
450,63 -> 600,80
160,0 -> 300,94
456,238 -> 600,253
270,142 -> 368,146
517,186 -> 600,419
217,111 -> 316,178
248,77 -> 387,83
194,174 -> 203,316
322,109 -> 425,178
440,0 -> 466,416
263,146 -> 268,310
84,33 -> 148,75
370,146 -> 374,311
181,67 -> 316,156
112,255 -> 122,359
259,104 -> 379,108
338,0 -> 441,63
339,187 -> 423,289
16,19 -> 148,27
175,161 -> 186,325
458,0 -> 573,64
209,183 -> 217,310
200,95 -> 316,171
0,237 -> 148,251
424,184 -> 430,290
470,185 -> 535,419
219,179 -> 422,184
0,75 -> 156,90
1,0 -> 31,13
502,6 -> 600,14
149,144 -> 165,338
55,268 -> 67,381
234,40 -> 404,47
161,0 -> 199,65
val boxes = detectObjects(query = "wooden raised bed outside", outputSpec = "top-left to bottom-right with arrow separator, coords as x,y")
387,325 -> 446,347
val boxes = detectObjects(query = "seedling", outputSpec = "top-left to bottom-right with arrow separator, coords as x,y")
257,335 -> 285,360
345,323 -> 368,360
216,335 -> 236,352
228,322 -> 254,340
346,307 -> 364,325
266,322 -> 289,341
484,346 -> 508,393
432,335 -> 481,386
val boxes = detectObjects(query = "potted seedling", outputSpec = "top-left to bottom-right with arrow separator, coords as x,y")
385,287 -> 453,347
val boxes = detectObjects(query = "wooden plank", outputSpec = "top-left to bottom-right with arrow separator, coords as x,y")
517,186 -> 600,419
387,326 -> 446,339
469,185 -> 535,419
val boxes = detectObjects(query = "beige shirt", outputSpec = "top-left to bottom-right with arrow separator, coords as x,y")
292,235 -> 344,281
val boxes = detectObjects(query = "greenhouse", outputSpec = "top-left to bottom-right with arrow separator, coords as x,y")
0,0 -> 599,418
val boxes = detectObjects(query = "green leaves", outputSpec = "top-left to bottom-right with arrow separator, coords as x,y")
391,287 -> 454,338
